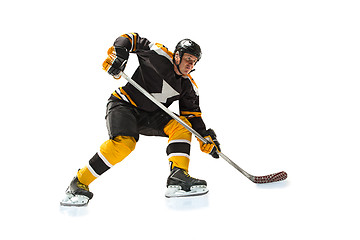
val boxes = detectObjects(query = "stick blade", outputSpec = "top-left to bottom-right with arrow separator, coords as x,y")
252,171 -> 287,184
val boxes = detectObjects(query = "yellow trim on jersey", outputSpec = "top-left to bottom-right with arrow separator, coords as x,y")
112,91 -> 122,100
121,34 -> 132,43
187,74 -> 198,88
181,111 -> 202,118
132,32 -> 138,52
112,88 -> 137,107
120,88 -> 137,107
155,43 -> 173,58
120,33 -> 138,52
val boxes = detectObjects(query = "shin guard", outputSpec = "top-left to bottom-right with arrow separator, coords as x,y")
77,136 -> 136,185
164,117 -> 192,171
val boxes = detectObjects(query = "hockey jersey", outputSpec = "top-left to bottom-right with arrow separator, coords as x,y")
104,32 -> 207,135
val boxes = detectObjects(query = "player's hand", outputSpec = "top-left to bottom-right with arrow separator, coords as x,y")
102,46 -> 129,79
198,129 -> 221,158
103,57 -> 127,78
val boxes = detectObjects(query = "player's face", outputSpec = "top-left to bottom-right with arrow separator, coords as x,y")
176,52 -> 198,75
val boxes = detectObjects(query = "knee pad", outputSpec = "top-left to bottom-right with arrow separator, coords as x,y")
100,136 -> 136,166
164,117 -> 192,141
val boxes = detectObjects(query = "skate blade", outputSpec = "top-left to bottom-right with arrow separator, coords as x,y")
165,185 -> 208,198
60,192 -> 90,207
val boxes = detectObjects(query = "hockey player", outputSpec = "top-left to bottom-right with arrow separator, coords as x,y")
60,32 -> 221,206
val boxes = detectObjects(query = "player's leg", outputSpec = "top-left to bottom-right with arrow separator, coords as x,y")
60,100 -> 139,206
163,117 -> 208,198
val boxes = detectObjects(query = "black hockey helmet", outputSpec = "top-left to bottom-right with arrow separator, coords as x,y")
174,39 -> 202,61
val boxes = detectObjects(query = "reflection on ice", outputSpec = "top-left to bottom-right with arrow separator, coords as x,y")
59,205 -> 89,217
255,179 -> 289,189
165,193 -> 209,211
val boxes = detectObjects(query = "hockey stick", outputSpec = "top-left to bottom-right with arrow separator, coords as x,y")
119,72 -> 287,184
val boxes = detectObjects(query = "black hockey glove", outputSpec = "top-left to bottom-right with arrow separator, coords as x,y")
107,57 -> 127,77
103,46 -> 129,78
198,129 -> 221,158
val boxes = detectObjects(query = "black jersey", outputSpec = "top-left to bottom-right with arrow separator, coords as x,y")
105,33 -> 207,135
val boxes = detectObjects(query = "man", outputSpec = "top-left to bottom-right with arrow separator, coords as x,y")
60,33 -> 221,206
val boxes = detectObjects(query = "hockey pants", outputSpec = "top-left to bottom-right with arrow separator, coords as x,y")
77,100 -> 192,186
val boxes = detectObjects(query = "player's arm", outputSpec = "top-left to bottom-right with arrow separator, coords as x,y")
180,78 -> 221,158
102,32 -> 151,78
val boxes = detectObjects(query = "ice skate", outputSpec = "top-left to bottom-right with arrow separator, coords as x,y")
60,176 -> 93,207
165,167 -> 208,198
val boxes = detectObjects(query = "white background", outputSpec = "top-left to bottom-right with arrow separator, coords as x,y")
1,0 -> 359,239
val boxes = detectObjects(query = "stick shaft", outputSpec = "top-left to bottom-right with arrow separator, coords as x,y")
119,72 -> 253,178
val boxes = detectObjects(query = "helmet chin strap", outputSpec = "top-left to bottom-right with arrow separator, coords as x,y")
174,51 -> 197,76
175,54 -> 185,75
175,53 -> 196,75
